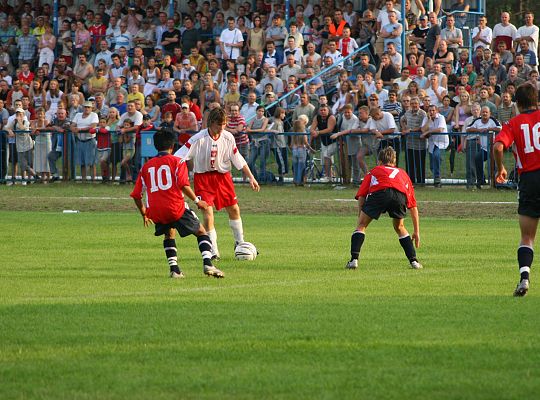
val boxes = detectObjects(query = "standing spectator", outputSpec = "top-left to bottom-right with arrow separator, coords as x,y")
331,104 -> 361,184
181,16 -> 201,55
425,12 -> 441,62
441,15 -> 463,60
160,18 -> 181,56
6,108 -> 36,184
401,97 -> 428,185
246,105 -> 270,183
492,12 -> 517,52
421,104 -> 448,187
17,25 -> 38,67
114,21 -> 133,53
37,24 -> 55,69
290,116 -> 310,186
376,0 -> 402,55
248,15 -> 266,54
91,117 -> 111,183
515,12 -> 539,60
381,11 -> 402,53
47,107 -> 71,182
409,14 -> 429,52
517,39 -> 538,70
472,16 -> 493,51
219,17 -> 244,63
174,107 -> 260,260
376,53 -> 399,88
74,20 -> 92,57
71,101 -> 99,182
266,14 -> 287,53
497,91 -> 519,124
310,104 -> 337,183
174,102 -> 198,147
493,84 -> 540,296
31,107 -> 51,183
463,104 -> 500,189
226,104 -> 249,165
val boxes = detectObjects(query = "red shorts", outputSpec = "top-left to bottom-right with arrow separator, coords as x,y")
194,171 -> 237,210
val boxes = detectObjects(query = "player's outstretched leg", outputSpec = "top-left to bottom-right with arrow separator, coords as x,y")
394,219 -> 422,269
164,237 -> 184,278
515,245 -> 533,297
197,234 -> 224,278
347,230 -> 365,269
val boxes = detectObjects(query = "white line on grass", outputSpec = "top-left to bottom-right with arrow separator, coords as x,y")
15,267 -> 473,304
329,199 -> 517,205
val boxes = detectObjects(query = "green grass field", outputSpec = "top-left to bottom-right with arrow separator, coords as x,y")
0,184 -> 538,399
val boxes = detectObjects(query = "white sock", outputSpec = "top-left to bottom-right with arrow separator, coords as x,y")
229,218 -> 244,244
207,229 -> 219,256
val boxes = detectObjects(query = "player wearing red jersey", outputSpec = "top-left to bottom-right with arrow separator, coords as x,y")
494,83 -> 540,296
130,129 -> 224,279
174,107 -> 260,259
346,146 -> 422,270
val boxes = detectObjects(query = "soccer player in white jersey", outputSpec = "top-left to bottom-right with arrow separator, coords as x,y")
175,108 -> 260,259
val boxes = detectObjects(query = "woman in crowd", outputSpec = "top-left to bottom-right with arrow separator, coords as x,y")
143,95 -> 161,127
29,79 -> 45,110
107,107 -> 121,183
45,79 -> 64,121
200,77 -> 221,114
143,57 -> 161,97
31,107 -> 51,183
248,15 -> 266,54
38,23 -> 56,68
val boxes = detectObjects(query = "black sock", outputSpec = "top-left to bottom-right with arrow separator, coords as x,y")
399,235 -> 417,262
164,238 -> 179,272
351,231 -> 365,260
518,246 -> 533,281
197,235 -> 213,267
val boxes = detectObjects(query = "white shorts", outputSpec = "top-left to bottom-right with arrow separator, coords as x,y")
321,142 -> 337,160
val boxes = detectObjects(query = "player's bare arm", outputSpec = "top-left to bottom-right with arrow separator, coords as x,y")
242,164 -> 260,192
181,185 -> 209,210
133,197 -> 153,227
410,206 -> 420,248
493,141 -> 508,183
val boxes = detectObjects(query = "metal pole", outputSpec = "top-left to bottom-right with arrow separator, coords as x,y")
285,0 -> 290,22
401,0 -> 406,73
53,0 -> 59,36
169,0 -> 174,19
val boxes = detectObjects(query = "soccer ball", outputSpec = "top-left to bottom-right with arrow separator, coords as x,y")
234,242 -> 258,261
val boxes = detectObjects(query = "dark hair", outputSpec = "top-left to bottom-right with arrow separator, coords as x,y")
515,83 -> 539,111
153,129 -> 176,151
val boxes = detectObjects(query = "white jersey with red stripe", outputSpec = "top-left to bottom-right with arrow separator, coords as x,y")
174,128 -> 247,174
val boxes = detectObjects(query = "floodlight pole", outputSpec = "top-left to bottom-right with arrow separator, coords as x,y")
53,0 -> 59,36
169,0 -> 174,19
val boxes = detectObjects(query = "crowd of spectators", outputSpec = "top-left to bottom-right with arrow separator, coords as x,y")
0,0 -> 538,188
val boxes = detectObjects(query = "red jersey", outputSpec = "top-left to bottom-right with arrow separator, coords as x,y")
130,153 -> 190,224
161,102 -> 182,122
494,110 -> 540,174
92,127 -> 111,149
356,165 -> 417,209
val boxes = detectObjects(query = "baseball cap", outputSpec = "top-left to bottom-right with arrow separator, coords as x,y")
419,15 -> 428,20
83,101 -> 93,107
182,59 -> 190,65
181,103 -> 189,109
143,114 -> 151,120
88,96 -> 96,101
15,108 -> 24,113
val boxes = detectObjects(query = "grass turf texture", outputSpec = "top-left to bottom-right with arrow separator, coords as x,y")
0,186 -> 539,399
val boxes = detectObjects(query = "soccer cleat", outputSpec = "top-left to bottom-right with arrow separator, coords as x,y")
204,265 -> 224,278
169,270 -> 185,279
345,259 -> 358,269
410,260 -> 423,269
513,279 -> 529,297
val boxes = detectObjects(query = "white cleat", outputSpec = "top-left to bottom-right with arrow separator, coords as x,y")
169,271 -> 185,279
345,259 -> 358,269
204,265 -> 224,278
410,260 -> 423,269
513,279 -> 529,297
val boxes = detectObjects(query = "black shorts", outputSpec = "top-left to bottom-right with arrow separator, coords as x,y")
111,142 -> 122,165
518,169 -> 540,218
362,188 -> 407,220
8,143 -> 17,164
154,208 -> 201,237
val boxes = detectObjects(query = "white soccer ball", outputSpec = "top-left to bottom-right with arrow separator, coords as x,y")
235,242 -> 258,261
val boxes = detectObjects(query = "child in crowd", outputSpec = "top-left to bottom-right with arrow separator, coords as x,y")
92,116 -> 111,183
120,119 -> 136,183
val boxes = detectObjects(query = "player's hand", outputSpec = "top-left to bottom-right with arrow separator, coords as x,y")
496,167 -> 508,184
197,200 -> 209,210
412,232 -> 420,248
250,178 -> 260,192
142,215 -> 153,227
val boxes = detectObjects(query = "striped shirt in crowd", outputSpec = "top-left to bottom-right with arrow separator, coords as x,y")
227,115 -> 249,146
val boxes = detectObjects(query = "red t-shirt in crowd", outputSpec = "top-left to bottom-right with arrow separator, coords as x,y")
130,153 -> 190,224
356,165 -> 417,209
92,127 -> 111,149
495,110 -> 540,174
